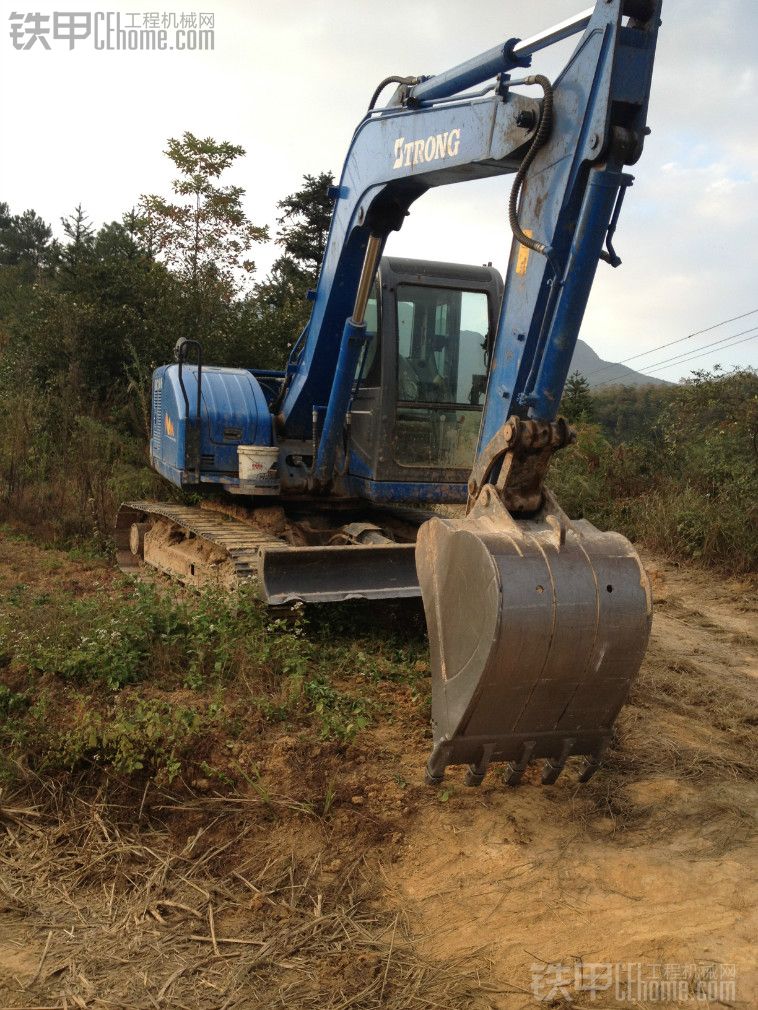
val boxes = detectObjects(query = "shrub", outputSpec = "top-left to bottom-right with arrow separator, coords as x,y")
551,368 -> 758,572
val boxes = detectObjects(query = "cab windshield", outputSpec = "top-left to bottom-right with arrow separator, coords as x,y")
395,284 -> 489,469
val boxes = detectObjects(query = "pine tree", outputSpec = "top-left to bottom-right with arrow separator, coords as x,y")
61,204 -> 95,276
561,370 -> 594,422
275,171 -> 334,283
0,205 -> 55,274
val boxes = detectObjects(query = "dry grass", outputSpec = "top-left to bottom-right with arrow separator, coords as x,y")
0,780 -> 498,1009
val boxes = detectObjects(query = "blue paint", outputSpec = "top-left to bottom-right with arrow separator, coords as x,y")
521,168 -> 624,419
278,89 -> 541,439
477,0 -> 661,447
345,476 -> 468,506
409,37 -> 530,104
313,317 -> 370,486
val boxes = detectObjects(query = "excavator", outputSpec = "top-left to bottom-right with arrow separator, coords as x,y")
117,0 -> 662,786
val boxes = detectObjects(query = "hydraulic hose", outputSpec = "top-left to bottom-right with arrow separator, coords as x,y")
508,74 -> 554,257
367,75 -> 420,111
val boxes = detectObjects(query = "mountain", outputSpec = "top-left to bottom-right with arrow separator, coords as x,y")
569,339 -> 671,388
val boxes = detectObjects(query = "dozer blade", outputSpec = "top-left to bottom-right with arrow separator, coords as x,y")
259,543 -> 419,605
416,489 -> 652,786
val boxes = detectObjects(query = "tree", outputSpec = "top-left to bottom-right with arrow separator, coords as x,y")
140,133 -> 268,336
275,171 -> 334,282
0,205 -> 56,275
248,258 -> 313,368
123,207 -> 157,259
561,370 -> 594,423
60,204 -> 95,278
244,171 -> 335,368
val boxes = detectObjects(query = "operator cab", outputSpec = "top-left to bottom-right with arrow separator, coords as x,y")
346,257 -> 503,503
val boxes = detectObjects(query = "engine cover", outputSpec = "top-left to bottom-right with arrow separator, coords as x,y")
150,364 -> 273,488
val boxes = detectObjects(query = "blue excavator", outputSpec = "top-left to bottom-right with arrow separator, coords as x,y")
118,0 -> 662,786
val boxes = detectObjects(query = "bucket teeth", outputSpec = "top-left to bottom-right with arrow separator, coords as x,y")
424,766 -> 445,786
540,738 -> 574,785
425,739 -> 453,785
464,745 -> 495,787
504,740 -> 537,787
464,767 -> 485,787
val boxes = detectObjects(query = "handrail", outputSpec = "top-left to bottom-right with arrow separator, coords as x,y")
174,338 -> 203,484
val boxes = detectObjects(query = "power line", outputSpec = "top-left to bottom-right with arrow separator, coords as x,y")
643,332 -> 758,376
584,307 -> 758,380
595,329 -> 758,388
594,325 -> 758,386
641,326 -> 758,373
594,328 -> 758,389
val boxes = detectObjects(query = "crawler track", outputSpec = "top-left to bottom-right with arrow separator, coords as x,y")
115,501 -> 285,581
115,500 -> 422,604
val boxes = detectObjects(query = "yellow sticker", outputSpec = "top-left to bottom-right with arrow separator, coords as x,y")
515,229 -> 533,276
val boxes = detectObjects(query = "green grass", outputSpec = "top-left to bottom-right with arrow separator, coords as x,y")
0,569 -> 429,786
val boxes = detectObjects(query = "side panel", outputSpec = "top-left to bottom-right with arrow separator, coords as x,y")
150,365 -> 273,488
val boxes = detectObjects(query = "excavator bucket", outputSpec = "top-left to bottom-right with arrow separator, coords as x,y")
416,489 -> 652,786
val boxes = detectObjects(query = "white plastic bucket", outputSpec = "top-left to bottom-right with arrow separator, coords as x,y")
238,445 -> 279,488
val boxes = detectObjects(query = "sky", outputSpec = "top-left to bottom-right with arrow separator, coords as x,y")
1,0 -> 756,382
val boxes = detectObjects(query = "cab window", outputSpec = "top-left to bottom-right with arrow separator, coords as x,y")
396,285 -> 488,406
394,284 -> 489,469
354,281 -> 380,386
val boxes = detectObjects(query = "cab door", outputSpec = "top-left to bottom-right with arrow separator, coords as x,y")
346,256 -> 503,493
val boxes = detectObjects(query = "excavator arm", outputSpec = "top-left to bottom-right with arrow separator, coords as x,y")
279,0 -> 662,480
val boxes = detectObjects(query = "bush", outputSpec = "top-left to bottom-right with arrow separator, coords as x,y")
57,694 -> 207,782
552,368 -> 758,572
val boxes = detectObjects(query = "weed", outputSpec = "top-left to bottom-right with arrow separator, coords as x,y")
303,674 -> 373,741
0,684 -> 27,717
55,695 -> 208,782
322,778 -> 337,817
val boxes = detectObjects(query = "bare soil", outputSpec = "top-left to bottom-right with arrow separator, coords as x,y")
0,535 -> 755,1009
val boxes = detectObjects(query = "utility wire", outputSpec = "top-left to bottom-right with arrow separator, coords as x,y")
642,331 -> 758,376
595,329 -> 758,388
598,325 -> 758,382
594,328 -> 758,389
584,307 -> 758,380
640,326 -> 758,373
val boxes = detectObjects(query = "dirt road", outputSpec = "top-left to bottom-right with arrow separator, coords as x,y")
389,554 -> 756,1006
0,537 -> 755,1008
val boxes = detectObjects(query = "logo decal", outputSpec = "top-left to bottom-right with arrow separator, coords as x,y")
164,413 -> 176,438
393,128 -> 461,170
